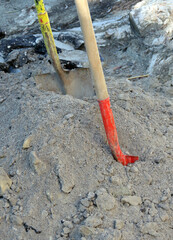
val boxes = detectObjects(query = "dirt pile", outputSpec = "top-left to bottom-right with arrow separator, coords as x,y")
0,0 -> 173,240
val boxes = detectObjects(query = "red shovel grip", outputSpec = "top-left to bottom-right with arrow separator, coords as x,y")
98,97 -> 139,166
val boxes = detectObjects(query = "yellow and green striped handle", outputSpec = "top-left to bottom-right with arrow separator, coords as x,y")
34,0 -> 62,72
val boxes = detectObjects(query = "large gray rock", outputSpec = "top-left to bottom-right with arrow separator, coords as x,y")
130,0 -> 173,82
130,0 -> 173,41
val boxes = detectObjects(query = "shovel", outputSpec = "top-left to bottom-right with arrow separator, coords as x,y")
34,0 -> 94,99
75,0 -> 139,165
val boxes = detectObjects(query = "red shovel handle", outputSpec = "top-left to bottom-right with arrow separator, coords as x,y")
75,0 -> 139,165
98,98 -> 139,166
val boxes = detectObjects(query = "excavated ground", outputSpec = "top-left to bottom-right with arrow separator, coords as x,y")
0,1 -> 173,240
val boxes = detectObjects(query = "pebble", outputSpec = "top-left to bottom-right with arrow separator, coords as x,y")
144,172 -> 153,185
114,219 -> 124,230
81,198 -> 90,208
79,226 -> 97,236
121,196 -> 142,206
109,186 -> 133,198
110,176 -> 122,185
0,167 -> 12,196
95,188 -> 107,196
64,113 -> 74,120
129,166 -> 139,173
63,220 -> 73,229
63,227 -> 71,234
140,222 -> 159,237
29,151 -> 46,175
46,190 -> 54,202
72,215 -> 80,224
96,189 -> 117,211
57,162 -> 75,194
22,135 -> 33,149
85,214 -> 103,228
42,210 -> 48,218
165,100 -> 172,107
159,210 -> 169,222
149,203 -> 158,217
87,192 -> 95,200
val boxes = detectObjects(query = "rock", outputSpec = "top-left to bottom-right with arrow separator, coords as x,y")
0,168 -> 12,196
87,192 -> 95,200
6,50 -> 20,63
41,210 -> 48,218
79,226 -> 97,236
54,39 -> 74,51
10,215 -> 23,226
160,189 -> 171,202
165,100 -> 172,107
144,172 -> 153,185
129,166 -> 139,173
73,216 -> 80,224
45,190 -> 54,203
110,176 -> 122,185
57,161 -> 75,194
149,203 -> 158,217
159,210 -> 169,222
114,219 -> 124,230
96,189 -> 117,211
63,221 -> 73,229
59,50 -> 90,68
23,135 -> 33,149
64,113 -> 74,120
85,214 -> 103,228
0,53 -> 8,70
81,198 -> 90,208
0,35 -> 36,54
15,8 -> 37,28
130,0 -> 173,81
140,222 -> 159,237
29,151 -> 46,175
53,31 -> 84,49
95,188 -> 107,195
109,186 -> 133,198
130,0 -> 173,39
121,196 -> 142,206
63,227 -> 71,234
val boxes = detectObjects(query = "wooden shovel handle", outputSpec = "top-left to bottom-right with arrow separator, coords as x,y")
75,0 -> 109,100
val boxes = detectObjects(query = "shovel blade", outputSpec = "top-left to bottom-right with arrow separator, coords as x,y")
34,68 -> 95,99
63,68 -> 95,98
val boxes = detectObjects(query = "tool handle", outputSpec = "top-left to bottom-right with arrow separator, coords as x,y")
34,0 -> 63,75
75,0 -> 109,100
